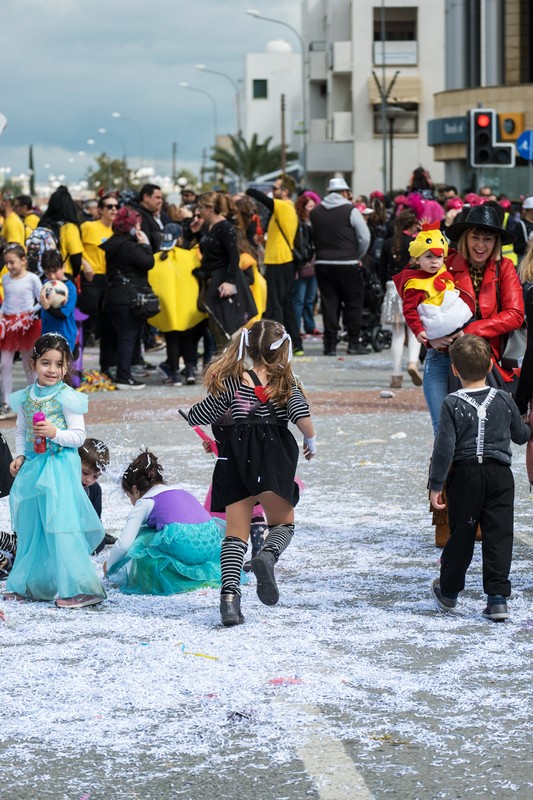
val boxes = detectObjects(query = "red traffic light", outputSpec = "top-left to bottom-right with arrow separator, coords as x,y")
476,114 -> 491,128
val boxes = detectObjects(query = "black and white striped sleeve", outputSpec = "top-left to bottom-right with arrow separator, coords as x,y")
286,386 -> 311,423
188,381 -> 236,426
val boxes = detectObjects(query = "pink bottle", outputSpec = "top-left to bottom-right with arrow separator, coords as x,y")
33,412 -> 47,454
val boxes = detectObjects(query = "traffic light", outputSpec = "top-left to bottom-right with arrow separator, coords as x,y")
468,108 -> 516,168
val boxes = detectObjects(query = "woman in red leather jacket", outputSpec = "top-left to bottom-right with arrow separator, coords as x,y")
423,204 -> 523,433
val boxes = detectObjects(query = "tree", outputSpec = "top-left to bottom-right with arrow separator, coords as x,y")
210,134 -> 297,187
85,153 -> 134,192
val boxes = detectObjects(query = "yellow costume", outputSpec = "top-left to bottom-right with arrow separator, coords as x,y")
239,252 -> 267,326
148,246 -> 207,332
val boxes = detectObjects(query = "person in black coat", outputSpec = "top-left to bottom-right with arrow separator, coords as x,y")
100,207 -> 154,389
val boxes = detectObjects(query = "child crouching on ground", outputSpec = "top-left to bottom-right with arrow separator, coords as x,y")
430,334 -> 531,621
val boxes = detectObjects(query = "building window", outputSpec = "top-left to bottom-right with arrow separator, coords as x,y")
253,79 -> 268,99
373,103 -> 419,136
373,7 -> 417,65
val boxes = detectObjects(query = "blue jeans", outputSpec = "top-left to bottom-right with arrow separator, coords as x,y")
423,348 -> 451,434
293,276 -> 317,334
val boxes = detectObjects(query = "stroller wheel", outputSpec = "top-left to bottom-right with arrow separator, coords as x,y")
370,325 -> 388,352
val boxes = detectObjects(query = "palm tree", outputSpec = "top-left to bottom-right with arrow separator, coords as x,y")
211,133 -> 297,187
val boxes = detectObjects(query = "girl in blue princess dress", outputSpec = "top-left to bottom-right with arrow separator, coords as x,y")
104,450 -> 226,595
3,333 -> 106,608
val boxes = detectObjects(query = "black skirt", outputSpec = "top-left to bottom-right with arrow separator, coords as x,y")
210,422 -> 300,511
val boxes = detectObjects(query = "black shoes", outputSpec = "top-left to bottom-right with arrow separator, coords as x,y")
347,344 -> 371,355
220,592 -> 245,626
323,349 -> 337,357
431,578 -> 458,612
251,550 -> 279,606
115,378 -> 146,391
482,599 -> 509,622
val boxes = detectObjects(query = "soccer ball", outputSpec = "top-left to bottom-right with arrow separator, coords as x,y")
43,279 -> 68,309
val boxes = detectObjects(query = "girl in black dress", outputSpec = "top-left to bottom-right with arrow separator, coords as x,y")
187,319 -> 316,627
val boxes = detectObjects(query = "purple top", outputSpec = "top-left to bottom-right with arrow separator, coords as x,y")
146,489 -> 212,531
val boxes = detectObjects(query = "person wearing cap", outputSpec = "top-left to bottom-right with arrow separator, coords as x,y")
310,177 -> 371,355
148,223 -> 207,386
393,223 -> 472,347
521,196 -> 533,241
180,185 -> 198,209
421,204 -> 524,434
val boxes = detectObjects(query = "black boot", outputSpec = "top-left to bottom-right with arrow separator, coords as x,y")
251,551 -> 279,606
220,592 -> 245,626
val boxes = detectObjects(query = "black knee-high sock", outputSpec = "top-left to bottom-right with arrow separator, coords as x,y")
220,537 -> 247,596
262,523 -> 294,562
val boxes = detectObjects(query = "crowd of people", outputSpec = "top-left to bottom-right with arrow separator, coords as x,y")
2,164 -> 533,626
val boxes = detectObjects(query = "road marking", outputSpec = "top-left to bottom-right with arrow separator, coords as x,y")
296,704 -> 374,799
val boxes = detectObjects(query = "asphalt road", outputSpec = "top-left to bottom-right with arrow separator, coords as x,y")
1,338 -> 533,800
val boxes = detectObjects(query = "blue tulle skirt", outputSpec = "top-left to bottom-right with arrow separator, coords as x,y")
7,446 -> 105,601
107,518 -> 236,595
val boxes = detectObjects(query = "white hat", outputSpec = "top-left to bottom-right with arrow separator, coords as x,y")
327,177 -> 351,193
522,196 -> 533,209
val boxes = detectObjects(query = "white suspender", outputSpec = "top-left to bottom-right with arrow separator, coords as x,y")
452,388 -> 497,463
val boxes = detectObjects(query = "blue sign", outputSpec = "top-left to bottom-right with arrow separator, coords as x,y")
427,116 -> 466,146
516,130 -> 533,161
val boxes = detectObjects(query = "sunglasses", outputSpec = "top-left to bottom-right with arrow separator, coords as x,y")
192,213 -> 202,218
103,203 -> 118,209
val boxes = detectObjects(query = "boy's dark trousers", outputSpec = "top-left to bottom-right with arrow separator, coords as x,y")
440,459 -> 514,598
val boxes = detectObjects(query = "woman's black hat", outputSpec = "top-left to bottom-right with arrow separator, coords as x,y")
445,204 -> 515,245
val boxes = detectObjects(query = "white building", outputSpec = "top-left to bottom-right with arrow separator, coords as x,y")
241,40 -> 303,156
303,0 -> 446,195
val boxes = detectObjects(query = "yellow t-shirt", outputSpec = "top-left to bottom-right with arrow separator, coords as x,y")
264,199 -> 298,265
1,212 -> 26,247
81,220 -> 113,275
23,212 -> 41,241
59,222 -> 83,277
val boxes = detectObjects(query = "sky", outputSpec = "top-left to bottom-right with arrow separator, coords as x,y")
0,0 -> 301,190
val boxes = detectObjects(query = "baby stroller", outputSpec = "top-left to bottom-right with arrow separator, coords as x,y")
359,256 -> 392,352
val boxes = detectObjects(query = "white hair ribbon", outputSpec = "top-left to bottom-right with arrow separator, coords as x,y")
269,331 -> 293,362
237,327 -> 250,360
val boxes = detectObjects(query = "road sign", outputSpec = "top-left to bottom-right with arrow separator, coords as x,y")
516,130 -> 533,161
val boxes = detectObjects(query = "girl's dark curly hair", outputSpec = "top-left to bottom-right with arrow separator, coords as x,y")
122,450 -> 164,496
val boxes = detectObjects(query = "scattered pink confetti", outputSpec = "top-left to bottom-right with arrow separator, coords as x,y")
268,677 -> 303,686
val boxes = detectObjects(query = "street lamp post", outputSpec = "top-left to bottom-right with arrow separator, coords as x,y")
178,82 -> 219,146
111,112 -> 144,170
245,8 -> 308,183
196,64 -> 241,135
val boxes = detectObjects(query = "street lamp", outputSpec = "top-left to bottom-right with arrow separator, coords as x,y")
111,111 -> 144,169
196,64 -> 241,135
245,8 -> 308,182
178,82 -> 219,144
